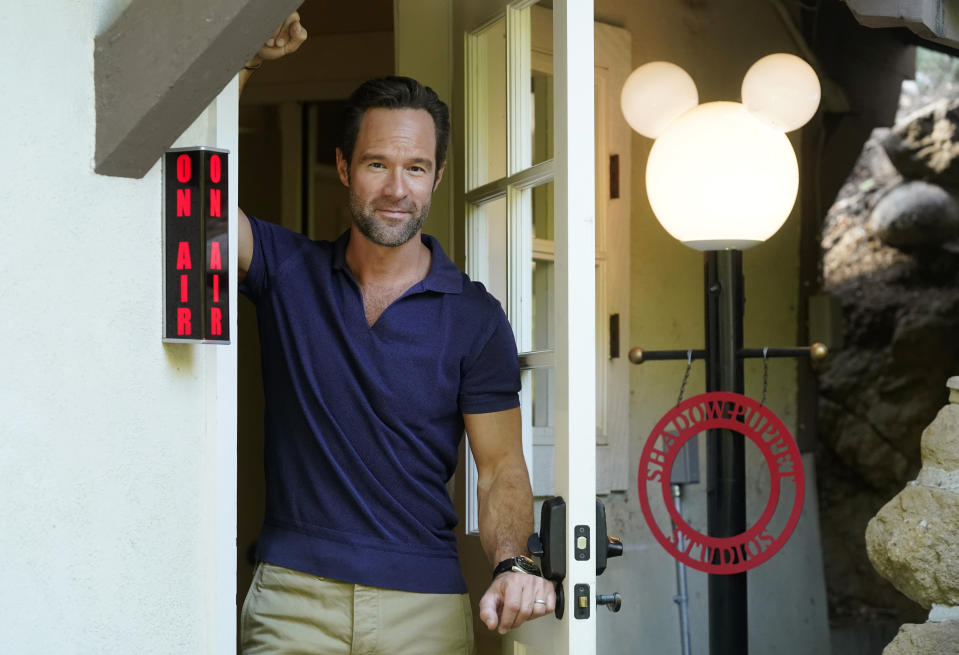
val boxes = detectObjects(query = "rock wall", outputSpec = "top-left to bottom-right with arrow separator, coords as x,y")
818,99 -> 959,628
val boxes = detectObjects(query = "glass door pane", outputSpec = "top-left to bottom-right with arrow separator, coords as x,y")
530,5 -> 554,166
469,17 -> 508,188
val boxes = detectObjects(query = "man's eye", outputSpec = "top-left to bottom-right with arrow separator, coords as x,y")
409,166 -> 426,173
369,162 -> 385,169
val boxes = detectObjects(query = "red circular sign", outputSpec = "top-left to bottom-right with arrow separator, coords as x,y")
638,392 -> 805,574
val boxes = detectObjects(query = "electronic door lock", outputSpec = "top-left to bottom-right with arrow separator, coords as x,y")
529,497 -> 625,619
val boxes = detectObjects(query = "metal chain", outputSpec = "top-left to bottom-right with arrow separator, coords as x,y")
674,349 -> 768,405
760,346 -> 769,407
676,349 -> 693,406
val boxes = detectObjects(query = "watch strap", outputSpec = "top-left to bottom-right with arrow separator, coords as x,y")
492,555 -> 542,579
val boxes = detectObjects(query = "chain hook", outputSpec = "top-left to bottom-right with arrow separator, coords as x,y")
760,346 -> 769,407
676,349 -> 693,406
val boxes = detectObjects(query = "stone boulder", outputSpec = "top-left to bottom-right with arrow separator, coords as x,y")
921,404 -> 959,471
881,98 -> 959,188
865,484 -> 959,608
882,621 -> 959,655
867,181 -> 959,249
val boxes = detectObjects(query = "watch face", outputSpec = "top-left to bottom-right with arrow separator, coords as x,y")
511,556 -> 541,575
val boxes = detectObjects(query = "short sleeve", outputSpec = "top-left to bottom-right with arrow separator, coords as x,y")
459,302 -> 521,414
240,216 -> 310,302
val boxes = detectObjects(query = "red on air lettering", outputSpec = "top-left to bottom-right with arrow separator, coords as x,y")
213,274 -> 220,303
209,154 -> 221,183
176,241 -> 192,270
209,188 -> 221,217
176,154 -> 191,183
177,188 -> 191,216
180,274 -> 188,303
177,308 -> 192,335
210,307 -> 222,336
209,241 -> 222,270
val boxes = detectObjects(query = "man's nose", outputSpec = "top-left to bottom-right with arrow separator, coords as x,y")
382,169 -> 408,198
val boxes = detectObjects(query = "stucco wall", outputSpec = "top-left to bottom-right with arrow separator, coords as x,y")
0,2 -> 237,653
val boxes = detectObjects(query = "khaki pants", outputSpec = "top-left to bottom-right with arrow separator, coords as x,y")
240,562 -> 475,655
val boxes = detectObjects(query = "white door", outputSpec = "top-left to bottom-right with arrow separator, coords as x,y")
456,1 -> 598,653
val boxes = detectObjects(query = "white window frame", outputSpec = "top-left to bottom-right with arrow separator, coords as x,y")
463,1 -> 628,535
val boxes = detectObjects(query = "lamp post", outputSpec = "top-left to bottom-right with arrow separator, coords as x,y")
621,54 -> 821,655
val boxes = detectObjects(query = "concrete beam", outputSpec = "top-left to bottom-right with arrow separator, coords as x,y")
95,0 -> 301,178
843,0 -> 959,52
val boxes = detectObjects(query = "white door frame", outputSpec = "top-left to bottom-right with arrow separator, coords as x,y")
550,1 -> 597,651
460,1 -> 597,652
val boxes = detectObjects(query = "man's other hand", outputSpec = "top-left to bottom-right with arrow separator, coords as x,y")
479,572 -> 556,634
248,11 -> 307,66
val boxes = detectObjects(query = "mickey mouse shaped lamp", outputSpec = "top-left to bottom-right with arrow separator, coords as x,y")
621,54 -> 822,655
621,53 -> 820,249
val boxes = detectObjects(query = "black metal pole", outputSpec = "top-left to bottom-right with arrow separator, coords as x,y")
705,250 -> 747,655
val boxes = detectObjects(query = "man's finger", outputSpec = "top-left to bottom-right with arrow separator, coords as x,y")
478,587 -> 502,631
511,577 -> 537,629
497,575 -> 525,634
277,11 -> 300,46
266,11 -> 300,48
545,580 -> 557,614
531,578 -> 555,617
284,21 -> 307,54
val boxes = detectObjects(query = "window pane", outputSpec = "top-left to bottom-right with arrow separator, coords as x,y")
530,5 -> 554,166
532,258 -> 553,350
469,18 -> 508,187
532,180 -> 554,241
472,196 -> 509,308
531,366 -> 555,499
531,181 -> 554,350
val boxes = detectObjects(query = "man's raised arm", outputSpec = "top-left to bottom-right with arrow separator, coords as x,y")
236,11 -> 307,282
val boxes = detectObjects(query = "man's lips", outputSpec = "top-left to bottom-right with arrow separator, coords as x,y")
376,208 -> 412,219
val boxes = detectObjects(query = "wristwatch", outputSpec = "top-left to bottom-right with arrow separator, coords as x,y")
493,555 -> 542,579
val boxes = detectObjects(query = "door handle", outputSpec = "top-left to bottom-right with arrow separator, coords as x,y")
528,496 -> 567,619
596,499 -> 624,575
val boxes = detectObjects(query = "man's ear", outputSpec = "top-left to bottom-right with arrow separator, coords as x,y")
335,148 -> 350,187
433,162 -> 447,192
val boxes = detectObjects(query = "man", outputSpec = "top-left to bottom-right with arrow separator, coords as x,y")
236,13 -> 555,654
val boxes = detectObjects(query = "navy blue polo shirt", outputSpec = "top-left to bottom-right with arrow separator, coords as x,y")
240,216 -> 521,593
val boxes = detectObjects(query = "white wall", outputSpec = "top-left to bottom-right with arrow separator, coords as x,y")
0,2 -> 237,653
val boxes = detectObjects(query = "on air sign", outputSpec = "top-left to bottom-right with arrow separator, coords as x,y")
163,147 -> 230,343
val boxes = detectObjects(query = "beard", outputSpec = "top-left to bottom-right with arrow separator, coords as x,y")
349,189 -> 431,248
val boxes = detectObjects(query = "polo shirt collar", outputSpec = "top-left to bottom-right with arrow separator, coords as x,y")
332,230 -> 463,294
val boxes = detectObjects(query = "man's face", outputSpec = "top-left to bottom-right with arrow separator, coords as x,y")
336,108 -> 445,248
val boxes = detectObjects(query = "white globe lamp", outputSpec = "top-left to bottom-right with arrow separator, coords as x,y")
645,101 -> 799,251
